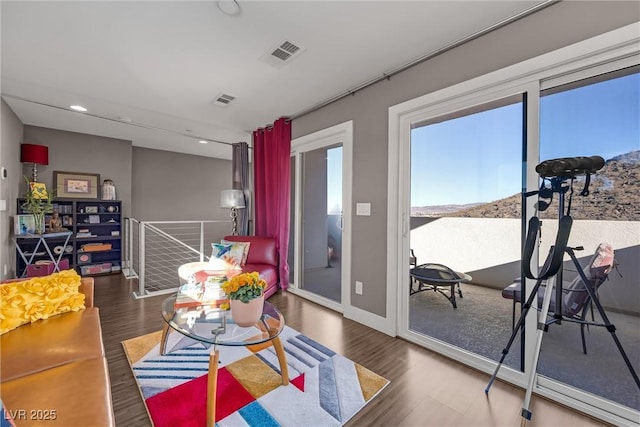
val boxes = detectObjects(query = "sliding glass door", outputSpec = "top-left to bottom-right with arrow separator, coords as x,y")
409,95 -> 525,370
536,68 -> 640,411
390,32 -> 639,421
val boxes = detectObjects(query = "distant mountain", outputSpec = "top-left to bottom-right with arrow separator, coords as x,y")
411,203 -> 483,216
413,150 -> 639,221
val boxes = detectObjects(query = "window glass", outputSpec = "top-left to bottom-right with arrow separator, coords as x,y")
537,70 -> 639,410
410,96 -> 524,370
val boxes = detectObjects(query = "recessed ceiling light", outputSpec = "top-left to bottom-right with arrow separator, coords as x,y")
70,105 -> 87,112
217,0 -> 240,16
198,140 -> 209,144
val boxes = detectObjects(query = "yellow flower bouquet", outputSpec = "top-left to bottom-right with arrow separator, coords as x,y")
221,271 -> 266,303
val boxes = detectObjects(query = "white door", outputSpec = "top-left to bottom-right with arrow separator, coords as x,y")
288,122 -> 353,312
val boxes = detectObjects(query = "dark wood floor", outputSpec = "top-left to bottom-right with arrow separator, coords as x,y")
95,274 -> 609,427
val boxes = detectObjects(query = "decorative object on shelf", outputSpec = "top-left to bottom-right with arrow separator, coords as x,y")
101,179 -> 117,200
48,210 -> 68,232
14,214 -> 37,235
84,206 -> 98,213
20,143 -> 48,183
220,189 -> 246,235
107,205 -> 119,213
221,271 -> 266,327
21,177 -> 54,234
80,262 -> 112,275
80,242 -> 112,252
28,182 -> 48,199
53,171 -> 100,199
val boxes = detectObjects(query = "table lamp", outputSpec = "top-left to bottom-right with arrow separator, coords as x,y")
21,143 -> 49,183
220,189 -> 245,235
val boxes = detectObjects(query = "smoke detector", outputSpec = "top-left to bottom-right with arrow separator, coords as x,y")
260,40 -> 305,68
212,93 -> 236,107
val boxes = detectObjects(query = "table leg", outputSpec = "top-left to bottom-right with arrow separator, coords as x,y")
160,323 -> 170,356
207,349 -> 220,427
449,284 -> 457,308
271,336 -> 289,386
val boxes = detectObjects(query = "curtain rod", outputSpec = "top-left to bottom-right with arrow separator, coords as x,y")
1,93 -> 245,148
289,0 -> 559,121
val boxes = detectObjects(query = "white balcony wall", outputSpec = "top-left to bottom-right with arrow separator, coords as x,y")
410,218 -> 639,315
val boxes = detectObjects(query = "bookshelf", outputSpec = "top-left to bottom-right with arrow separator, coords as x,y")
16,198 -> 122,277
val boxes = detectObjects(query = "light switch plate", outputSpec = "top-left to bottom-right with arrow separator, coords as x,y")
356,202 -> 371,216
0,199 -> 6,212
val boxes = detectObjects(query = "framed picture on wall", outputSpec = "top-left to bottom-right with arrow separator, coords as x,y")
53,171 -> 101,199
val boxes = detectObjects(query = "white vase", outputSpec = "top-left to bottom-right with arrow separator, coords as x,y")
230,294 -> 264,327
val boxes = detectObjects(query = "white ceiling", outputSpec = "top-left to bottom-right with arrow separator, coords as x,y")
2,1 -> 549,160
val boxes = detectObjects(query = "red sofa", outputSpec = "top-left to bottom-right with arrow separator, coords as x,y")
224,235 -> 280,298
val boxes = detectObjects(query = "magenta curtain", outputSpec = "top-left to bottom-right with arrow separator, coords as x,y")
253,118 -> 291,290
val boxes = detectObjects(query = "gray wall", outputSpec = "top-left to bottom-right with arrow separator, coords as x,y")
131,146 -> 232,222
18,127 -> 234,223
291,1 -> 640,316
23,126 -> 133,217
0,99 -> 23,280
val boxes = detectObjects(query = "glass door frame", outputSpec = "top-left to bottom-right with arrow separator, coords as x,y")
395,82 -> 540,384
387,24 -> 639,425
288,121 -> 353,314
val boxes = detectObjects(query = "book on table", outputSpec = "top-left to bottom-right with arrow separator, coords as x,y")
175,271 -> 229,309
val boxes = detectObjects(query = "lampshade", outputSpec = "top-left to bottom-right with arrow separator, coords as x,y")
220,189 -> 245,209
21,144 -> 49,165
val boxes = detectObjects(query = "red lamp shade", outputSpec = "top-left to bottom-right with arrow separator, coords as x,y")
21,144 -> 49,165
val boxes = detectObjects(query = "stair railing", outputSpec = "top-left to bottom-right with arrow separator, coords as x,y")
122,218 -> 230,298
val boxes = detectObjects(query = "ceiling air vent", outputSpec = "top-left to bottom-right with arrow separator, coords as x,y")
212,93 -> 236,107
260,40 -> 305,68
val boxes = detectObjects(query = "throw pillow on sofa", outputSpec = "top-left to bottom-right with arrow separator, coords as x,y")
221,239 -> 251,266
209,243 -> 245,270
0,269 -> 85,335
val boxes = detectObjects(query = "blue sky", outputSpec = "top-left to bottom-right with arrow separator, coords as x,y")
411,72 -> 639,206
327,146 -> 342,214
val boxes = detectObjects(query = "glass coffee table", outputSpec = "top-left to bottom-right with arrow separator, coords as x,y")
160,296 -> 289,427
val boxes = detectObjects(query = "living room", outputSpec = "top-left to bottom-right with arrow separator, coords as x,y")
1,1 -> 639,426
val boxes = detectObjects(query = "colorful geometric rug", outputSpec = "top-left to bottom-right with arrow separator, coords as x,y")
122,326 -> 389,427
